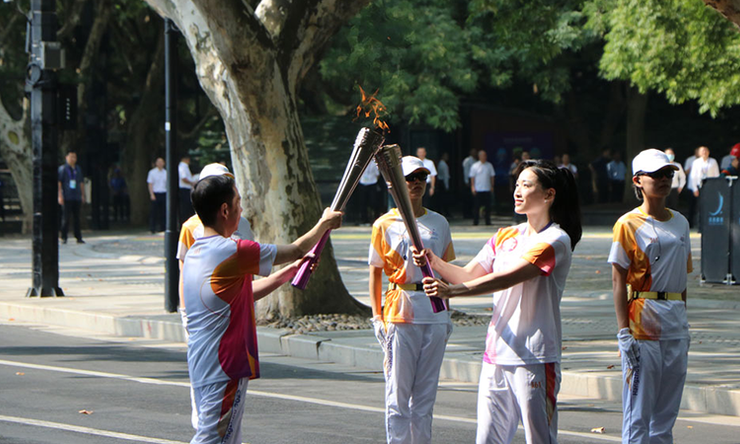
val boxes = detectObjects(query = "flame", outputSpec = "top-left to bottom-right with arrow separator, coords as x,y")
355,86 -> 390,133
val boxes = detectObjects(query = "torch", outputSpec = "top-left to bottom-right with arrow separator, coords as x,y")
291,127 -> 385,289
375,144 -> 447,313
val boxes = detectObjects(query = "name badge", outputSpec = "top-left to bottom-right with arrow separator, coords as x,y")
69,179 -> 77,189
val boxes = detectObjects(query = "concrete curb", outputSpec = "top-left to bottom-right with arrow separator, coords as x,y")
2,300 -> 739,417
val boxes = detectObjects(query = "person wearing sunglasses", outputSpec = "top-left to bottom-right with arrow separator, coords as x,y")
369,156 -> 455,444
609,149 -> 691,443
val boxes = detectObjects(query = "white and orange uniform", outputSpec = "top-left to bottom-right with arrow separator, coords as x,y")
178,215 -> 254,260
608,208 -> 691,444
177,214 -> 254,430
183,235 -> 276,444
472,223 -> 572,444
369,208 -> 454,444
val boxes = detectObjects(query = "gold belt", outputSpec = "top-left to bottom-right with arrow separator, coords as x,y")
628,284 -> 682,301
388,282 -> 424,292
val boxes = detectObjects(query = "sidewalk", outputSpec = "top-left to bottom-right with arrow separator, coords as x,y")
1,222 -> 739,417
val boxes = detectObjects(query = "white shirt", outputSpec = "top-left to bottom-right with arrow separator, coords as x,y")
147,168 -> 167,193
183,236 -> 276,387
469,161 -> 496,192
683,155 -> 696,173
559,163 -> 577,176
687,157 -> 720,191
670,162 -> 686,191
421,159 -> 437,184
473,223 -> 572,365
359,161 -> 380,186
462,156 -> 475,185
607,160 -> 626,181
437,160 -> 450,189
176,214 -> 255,261
608,208 -> 691,341
178,162 -> 193,189
369,208 -> 454,324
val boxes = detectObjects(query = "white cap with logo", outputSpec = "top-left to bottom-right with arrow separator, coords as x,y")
401,156 -> 431,176
632,149 -> 679,177
198,163 -> 234,181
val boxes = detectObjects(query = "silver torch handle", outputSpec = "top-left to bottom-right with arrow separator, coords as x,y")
375,144 -> 447,312
292,127 -> 385,290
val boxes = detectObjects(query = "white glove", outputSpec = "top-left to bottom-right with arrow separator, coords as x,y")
178,307 -> 188,329
617,328 -> 640,369
373,316 -> 386,347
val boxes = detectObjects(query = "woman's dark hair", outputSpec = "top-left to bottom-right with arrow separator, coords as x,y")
191,175 -> 236,226
514,160 -> 582,250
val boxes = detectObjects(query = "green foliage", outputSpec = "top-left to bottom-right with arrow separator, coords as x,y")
321,0 -> 595,132
586,0 -> 740,116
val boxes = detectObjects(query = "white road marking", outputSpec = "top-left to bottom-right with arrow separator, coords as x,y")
0,359 -> 699,442
0,414 -> 187,444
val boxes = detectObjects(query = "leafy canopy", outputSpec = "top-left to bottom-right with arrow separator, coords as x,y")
321,0 -> 593,132
586,0 -> 740,116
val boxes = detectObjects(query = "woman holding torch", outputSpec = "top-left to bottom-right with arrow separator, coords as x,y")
370,156 -> 455,444
415,160 -> 581,444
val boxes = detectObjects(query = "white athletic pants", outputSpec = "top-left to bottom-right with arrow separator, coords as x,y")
476,362 -> 560,444
384,322 -> 449,444
180,308 -> 199,430
621,338 -> 689,444
192,378 -> 248,444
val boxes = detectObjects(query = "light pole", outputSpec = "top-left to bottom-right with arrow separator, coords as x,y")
26,0 -> 64,297
164,18 -> 179,312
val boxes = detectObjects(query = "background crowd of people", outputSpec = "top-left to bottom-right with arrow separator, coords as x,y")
40,141 -> 740,245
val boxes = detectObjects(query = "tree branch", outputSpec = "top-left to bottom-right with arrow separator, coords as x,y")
703,0 -> 740,29
179,106 -> 218,140
285,0 -> 372,91
0,14 -> 22,48
145,0 -> 275,81
76,0 -> 113,106
57,0 -> 88,41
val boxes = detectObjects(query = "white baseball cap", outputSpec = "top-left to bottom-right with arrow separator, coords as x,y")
401,156 -> 430,176
632,149 -> 679,176
198,163 -> 234,181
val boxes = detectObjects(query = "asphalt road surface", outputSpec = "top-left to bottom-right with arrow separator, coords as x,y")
1,322 -> 739,444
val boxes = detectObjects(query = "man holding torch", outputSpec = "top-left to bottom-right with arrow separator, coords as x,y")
369,156 -> 455,444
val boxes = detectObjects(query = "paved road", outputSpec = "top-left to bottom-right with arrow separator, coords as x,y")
2,323 -> 740,443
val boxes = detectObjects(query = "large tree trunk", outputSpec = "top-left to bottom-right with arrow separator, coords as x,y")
144,0 -> 372,317
122,32 -> 165,226
0,96 -> 32,232
598,81 -> 627,150
703,0 -> 740,29
625,87 -> 648,201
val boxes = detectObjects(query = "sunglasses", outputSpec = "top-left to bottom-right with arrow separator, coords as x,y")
405,172 -> 429,182
642,169 -> 675,180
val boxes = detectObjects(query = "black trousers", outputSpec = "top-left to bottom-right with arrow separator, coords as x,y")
666,188 -> 680,211
179,188 -> 194,225
688,191 -> 698,229
61,200 -> 82,241
112,194 -> 130,222
473,191 -> 491,225
150,192 -> 166,233
610,180 -> 625,203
